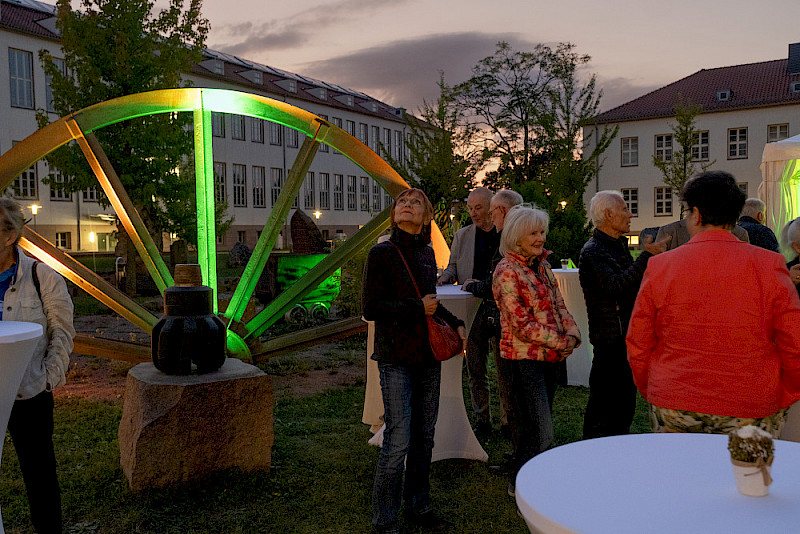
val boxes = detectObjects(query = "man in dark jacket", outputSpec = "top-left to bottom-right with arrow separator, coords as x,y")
738,198 -> 780,252
579,191 -> 669,439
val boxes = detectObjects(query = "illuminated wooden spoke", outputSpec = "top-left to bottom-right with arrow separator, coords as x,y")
0,88 -> 440,361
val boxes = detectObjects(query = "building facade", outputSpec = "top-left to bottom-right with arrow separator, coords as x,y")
583,44 -> 800,242
1,0 -> 408,252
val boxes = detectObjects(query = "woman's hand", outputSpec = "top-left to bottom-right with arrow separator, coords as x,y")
421,293 -> 439,315
791,264 -> 800,286
458,326 -> 468,352
562,335 -> 579,357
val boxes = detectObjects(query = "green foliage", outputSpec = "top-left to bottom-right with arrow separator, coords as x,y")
36,0 -> 219,249
652,95 -> 715,216
332,236 -> 374,317
455,41 -> 617,262
382,74 -> 486,236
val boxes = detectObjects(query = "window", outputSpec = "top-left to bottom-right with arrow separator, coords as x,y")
372,180 -> 382,211
768,124 -> 789,142
319,173 -> 330,210
621,137 -> 638,166
271,168 -> 283,206
346,120 -> 356,137
252,166 -> 266,208
371,126 -> 380,153
11,164 -> 37,199
384,190 -> 391,209
49,171 -> 71,201
654,134 -> 673,162
347,175 -> 357,210
251,118 -> 264,143
360,176 -> 369,211
83,186 -> 99,202
383,128 -> 392,157
287,128 -> 299,148
655,187 -> 672,216
318,114 -> 329,152
232,164 -> 246,207
55,232 -> 71,249
237,231 -> 246,244
394,130 -> 403,162
738,182 -> 748,196
9,49 -> 34,109
304,172 -> 315,209
717,90 -> 731,102
213,162 -> 226,203
728,127 -> 747,159
334,174 -> 344,210
216,234 -> 224,245
691,131 -> 709,161
270,122 -> 282,145
359,123 -> 369,145
621,188 -> 638,217
231,115 -> 245,140
212,113 -> 225,137
45,58 -> 65,113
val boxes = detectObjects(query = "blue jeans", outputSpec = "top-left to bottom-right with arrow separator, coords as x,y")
508,359 -> 557,481
372,362 -> 441,529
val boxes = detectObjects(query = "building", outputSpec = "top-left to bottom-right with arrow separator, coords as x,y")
583,43 -> 800,243
1,0 -> 409,252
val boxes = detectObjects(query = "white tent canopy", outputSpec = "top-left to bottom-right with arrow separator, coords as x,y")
759,133 -> 800,257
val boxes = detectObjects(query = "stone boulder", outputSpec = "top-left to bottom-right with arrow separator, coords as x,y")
119,359 -> 273,491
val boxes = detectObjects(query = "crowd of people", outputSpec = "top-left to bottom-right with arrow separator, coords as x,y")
364,171 -> 800,533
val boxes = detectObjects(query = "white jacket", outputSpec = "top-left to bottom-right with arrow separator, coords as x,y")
5,246 -> 75,400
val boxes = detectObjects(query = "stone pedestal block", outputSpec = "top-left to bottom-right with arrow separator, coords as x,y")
119,358 -> 272,491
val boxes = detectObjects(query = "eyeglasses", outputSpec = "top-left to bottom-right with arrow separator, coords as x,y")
397,197 -> 422,207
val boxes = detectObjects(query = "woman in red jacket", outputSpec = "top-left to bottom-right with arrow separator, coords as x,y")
627,171 -> 800,436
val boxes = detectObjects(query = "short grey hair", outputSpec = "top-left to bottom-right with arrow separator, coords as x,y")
589,190 -> 625,227
492,189 -> 523,209
499,206 -> 549,256
780,217 -> 800,255
741,198 -> 765,219
0,198 -> 25,244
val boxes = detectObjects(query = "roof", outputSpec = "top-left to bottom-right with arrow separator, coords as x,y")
0,0 -> 58,40
0,0 -> 407,123
593,59 -> 800,124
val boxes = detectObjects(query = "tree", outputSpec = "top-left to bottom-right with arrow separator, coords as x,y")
652,96 -> 715,216
455,41 -> 616,262
382,74 -> 486,241
36,0 -> 218,293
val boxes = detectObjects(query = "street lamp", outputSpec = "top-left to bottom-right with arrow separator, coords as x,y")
559,200 -> 567,210
29,204 -> 41,231
313,210 -> 322,219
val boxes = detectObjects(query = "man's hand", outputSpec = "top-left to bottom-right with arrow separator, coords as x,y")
462,278 -> 479,291
642,234 -> 671,255
422,293 -> 439,315
458,326 -> 468,352
790,264 -> 800,286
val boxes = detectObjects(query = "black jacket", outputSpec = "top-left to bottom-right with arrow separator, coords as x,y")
363,228 -> 463,365
578,228 -> 652,345
738,216 -> 780,253
788,256 -> 800,300
464,236 -> 504,337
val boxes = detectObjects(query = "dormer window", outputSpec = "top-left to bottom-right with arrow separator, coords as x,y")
306,87 -> 327,101
212,60 -> 224,75
288,80 -> 296,93
792,81 -> 800,93
717,89 -> 731,102
274,79 -> 297,93
253,71 -> 262,84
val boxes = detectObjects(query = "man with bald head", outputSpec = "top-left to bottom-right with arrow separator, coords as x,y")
438,186 -> 499,436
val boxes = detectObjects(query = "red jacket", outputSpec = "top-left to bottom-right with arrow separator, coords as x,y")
627,230 -> 800,418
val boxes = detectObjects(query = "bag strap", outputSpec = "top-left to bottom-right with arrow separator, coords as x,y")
32,260 -> 41,301
388,241 -> 422,299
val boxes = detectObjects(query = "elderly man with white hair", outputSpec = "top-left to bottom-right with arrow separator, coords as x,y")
738,197 -> 780,252
578,190 -> 670,439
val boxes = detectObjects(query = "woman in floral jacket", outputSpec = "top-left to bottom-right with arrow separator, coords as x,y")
492,206 -> 580,495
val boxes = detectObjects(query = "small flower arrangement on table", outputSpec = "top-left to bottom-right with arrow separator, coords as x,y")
728,425 -> 774,497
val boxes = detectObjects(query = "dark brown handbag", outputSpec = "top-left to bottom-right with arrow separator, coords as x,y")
390,242 -> 463,361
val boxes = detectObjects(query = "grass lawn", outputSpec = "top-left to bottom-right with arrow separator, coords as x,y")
1,358 -> 651,533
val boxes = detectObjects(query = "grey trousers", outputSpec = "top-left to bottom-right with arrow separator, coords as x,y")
465,313 -> 511,427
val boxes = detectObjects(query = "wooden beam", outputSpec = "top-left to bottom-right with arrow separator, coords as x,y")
72,333 -> 150,364
252,317 -> 367,363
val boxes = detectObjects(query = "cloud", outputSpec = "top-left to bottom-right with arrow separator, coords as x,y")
300,32 -> 536,110
210,0 -> 407,57
595,76 -> 661,113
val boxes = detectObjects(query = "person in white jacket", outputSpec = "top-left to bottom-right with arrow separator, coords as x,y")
1,198 -> 74,534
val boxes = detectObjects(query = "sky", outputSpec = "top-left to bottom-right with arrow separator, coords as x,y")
191,0 -> 800,114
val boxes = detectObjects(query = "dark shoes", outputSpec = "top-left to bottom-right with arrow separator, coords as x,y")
405,510 -> 451,531
371,523 -> 400,534
472,422 -> 493,438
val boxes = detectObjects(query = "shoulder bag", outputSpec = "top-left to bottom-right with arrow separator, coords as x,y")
389,242 -> 463,361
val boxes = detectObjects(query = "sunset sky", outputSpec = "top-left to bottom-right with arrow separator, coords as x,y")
193,0 -> 797,113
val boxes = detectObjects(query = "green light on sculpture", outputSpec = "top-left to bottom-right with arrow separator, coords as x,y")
193,106 -> 218,311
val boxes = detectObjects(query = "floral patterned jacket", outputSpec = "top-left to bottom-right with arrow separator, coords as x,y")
492,251 -> 580,362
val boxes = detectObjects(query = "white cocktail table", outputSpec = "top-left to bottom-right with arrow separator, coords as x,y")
0,321 -> 44,534
550,269 -> 591,387
516,433 -> 800,534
